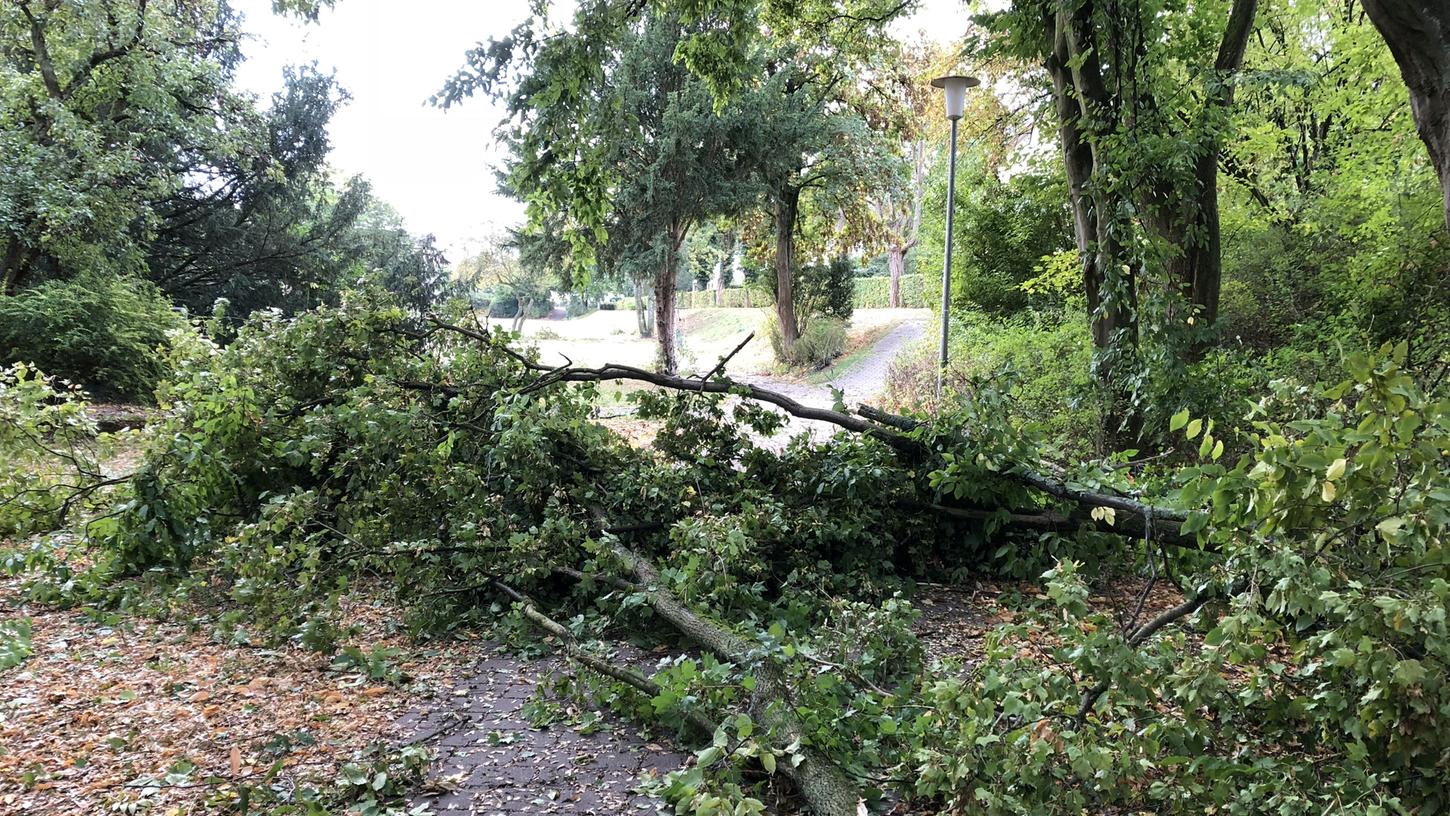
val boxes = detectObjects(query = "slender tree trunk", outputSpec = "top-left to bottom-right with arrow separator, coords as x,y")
715,229 -> 734,307
1048,9 -> 1139,447
634,278 -> 653,338
774,186 -> 801,358
1361,0 -> 1450,230
887,245 -> 906,308
654,226 -> 686,374
1142,0 -> 1255,334
1,240 -> 33,295
513,298 -> 530,332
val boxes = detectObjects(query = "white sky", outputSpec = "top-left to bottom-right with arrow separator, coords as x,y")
231,0 -> 971,262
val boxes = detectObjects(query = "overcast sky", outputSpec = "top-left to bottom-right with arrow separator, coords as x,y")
230,0 -> 970,262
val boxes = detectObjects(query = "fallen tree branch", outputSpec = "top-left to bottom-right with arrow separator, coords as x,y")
1072,589 -> 1219,728
926,503 -> 1208,551
426,316 -> 1194,546
701,331 -> 755,384
491,579 -> 719,737
606,541 -> 865,816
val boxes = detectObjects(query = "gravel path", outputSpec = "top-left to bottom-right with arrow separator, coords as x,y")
743,319 -> 927,445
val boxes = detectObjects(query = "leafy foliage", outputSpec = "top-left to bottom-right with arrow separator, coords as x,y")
0,362 -> 107,537
0,274 -> 186,401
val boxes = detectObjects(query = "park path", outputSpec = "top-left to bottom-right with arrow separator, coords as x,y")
402,643 -> 684,815
742,318 -> 927,445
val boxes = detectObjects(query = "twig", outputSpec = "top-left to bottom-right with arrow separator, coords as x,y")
699,331 -> 755,385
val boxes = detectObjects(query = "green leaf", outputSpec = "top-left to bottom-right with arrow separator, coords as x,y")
1169,409 -> 1190,432
1185,418 -> 1203,440
697,746 -> 724,767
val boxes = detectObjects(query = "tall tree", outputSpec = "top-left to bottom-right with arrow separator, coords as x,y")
443,11 -> 762,373
985,0 -> 1258,441
1360,0 -> 1450,230
0,0 -> 243,293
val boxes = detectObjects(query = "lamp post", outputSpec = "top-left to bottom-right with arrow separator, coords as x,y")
929,74 -> 979,399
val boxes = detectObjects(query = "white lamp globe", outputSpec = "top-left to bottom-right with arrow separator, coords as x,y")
930,75 -> 980,121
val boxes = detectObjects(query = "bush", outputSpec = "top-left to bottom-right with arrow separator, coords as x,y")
885,315 -> 1098,455
674,287 -> 752,309
0,274 -> 187,402
768,315 -> 847,370
0,363 -> 103,536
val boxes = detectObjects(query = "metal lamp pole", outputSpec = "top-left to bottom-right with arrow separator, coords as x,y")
929,74 -> 979,399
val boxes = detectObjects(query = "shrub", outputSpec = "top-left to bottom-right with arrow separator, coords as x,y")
768,315 -> 846,370
886,315 -> 1098,455
0,274 -> 187,402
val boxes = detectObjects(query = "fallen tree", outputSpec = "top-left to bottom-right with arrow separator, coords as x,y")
425,316 -> 1193,548
12,296 -> 1444,814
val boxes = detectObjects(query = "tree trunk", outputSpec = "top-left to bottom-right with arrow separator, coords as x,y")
634,278 -> 653,338
774,186 -> 801,358
1047,8 -> 1139,447
654,226 -> 686,374
610,544 -> 864,816
715,229 -> 735,307
1361,0 -> 1450,230
1,240 -> 33,295
512,298 -> 530,333
1142,0 -> 1255,335
887,245 -> 906,308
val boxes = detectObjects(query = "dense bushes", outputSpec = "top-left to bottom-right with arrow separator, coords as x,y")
0,274 -> 187,402
886,316 -> 1099,454
0,363 -> 105,537
903,346 -> 1450,814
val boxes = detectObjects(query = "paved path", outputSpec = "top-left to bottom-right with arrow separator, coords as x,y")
401,644 -> 684,815
743,319 -> 927,445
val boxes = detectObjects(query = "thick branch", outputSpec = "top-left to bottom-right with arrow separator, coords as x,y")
608,542 -> 864,816
492,579 -> 718,737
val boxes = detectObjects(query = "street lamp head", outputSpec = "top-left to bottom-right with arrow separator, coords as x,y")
930,74 -> 980,121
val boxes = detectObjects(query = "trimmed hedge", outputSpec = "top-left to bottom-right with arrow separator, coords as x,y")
852,274 -> 930,309
655,277 -> 930,310
611,277 -> 931,313
673,288 -> 752,309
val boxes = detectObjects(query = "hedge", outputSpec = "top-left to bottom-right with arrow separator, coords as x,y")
615,277 -> 930,312
852,274 -> 930,309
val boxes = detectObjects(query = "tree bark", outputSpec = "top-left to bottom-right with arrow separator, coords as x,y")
1,240 -> 35,295
1046,8 -> 1137,445
610,543 -> 864,816
634,277 -> 653,338
512,298 -> 530,333
655,226 -> 686,374
774,186 -> 802,357
1142,0 -> 1256,332
887,245 -> 906,308
715,229 -> 735,306
1361,0 -> 1450,230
